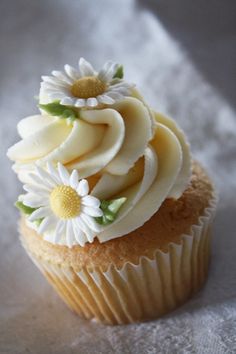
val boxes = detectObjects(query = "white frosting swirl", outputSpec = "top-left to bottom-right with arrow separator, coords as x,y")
8,96 -> 191,245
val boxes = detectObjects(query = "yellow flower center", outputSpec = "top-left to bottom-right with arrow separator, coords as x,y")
50,185 -> 81,219
70,76 -> 107,99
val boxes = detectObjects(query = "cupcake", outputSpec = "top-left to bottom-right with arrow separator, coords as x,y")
7,58 -> 217,325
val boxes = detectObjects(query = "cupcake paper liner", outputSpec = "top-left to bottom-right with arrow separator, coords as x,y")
20,193 -> 217,325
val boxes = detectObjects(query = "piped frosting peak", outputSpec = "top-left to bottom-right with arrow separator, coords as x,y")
8,58 -> 191,247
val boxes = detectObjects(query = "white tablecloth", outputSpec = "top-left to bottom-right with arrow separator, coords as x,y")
1,1 -> 236,353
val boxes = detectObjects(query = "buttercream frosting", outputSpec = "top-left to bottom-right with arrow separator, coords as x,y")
8,58 -> 191,247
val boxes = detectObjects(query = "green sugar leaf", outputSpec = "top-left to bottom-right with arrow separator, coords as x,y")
34,218 -> 43,226
39,101 -> 65,115
15,201 -> 37,215
107,198 -> 127,213
95,197 -> 127,225
15,200 -> 43,226
39,101 -> 79,121
113,65 -> 124,79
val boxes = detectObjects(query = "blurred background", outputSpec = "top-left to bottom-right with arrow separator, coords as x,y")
0,1 -> 236,353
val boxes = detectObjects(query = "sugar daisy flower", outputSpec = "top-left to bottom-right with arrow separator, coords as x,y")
40,58 -> 133,108
22,162 -> 103,247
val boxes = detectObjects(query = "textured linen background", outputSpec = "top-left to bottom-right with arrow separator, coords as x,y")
0,1 -> 236,353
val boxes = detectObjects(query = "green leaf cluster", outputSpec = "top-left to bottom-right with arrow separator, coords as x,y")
95,197 -> 127,225
39,101 -> 79,121
113,65 -> 124,79
15,201 -> 37,215
15,200 -> 43,225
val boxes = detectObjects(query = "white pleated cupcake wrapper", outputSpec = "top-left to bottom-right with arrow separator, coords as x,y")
21,192 -> 218,325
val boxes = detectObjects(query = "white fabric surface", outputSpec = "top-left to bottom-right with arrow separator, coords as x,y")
0,0 -> 236,353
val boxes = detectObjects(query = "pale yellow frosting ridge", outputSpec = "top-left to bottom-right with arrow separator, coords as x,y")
8,92 -> 191,246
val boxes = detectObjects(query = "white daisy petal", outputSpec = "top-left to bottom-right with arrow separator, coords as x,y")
101,60 -> 113,72
64,64 -> 80,80
46,162 -> 61,184
60,97 -> 75,106
57,163 -> 70,185
66,220 -> 74,248
109,87 -> 130,96
80,213 -> 101,233
77,179 -> 89,197
48,92 -> 69,100
109,81 -> 131,89
105,91 -> 124,100
109,84 -> 130,92
54,220 -> 65,243
72,219 -> 86,246
99,62 -> 119,82
38,216 -> 52,234
28,207 -> 50,222
97,95 -> 115,105
87,97 -> 98,107
23,184 -> 49,196
43,91 -> 70,100
69,169 -> 79,189
98,61 -> 112,81
51,76 -> 69,85
52,70 -> 74,85
41,81 -> 69,91
43,89 -> 68,97
75,217 -> 95,242
79,57 -> 96,77
82,205 -> 103,217
35,166 -> 57,188
98,61 -> 116,82
109,89 -> 130,99
23,195 -> 47,208
63,95 -> 77,102
108,62 -> 119,77
81,195 -> 100,208
41,75 -> 57,84
28,173 -> 53,189
42,76 -> 68,87
75,98 -> 86,107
